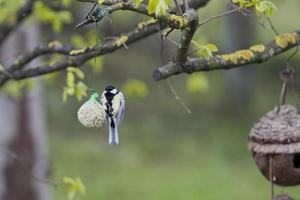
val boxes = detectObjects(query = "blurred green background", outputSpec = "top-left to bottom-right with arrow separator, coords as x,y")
3,0 -> 300,199
49,1 -> 300,199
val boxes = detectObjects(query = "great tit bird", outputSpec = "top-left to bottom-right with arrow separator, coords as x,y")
75,4 -> 109,29
100,86 -> 125,145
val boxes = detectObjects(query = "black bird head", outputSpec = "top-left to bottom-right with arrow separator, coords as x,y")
105,85 -> 115,91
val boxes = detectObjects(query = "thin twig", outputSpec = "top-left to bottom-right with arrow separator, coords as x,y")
166,37 -> 180,47
173,0 -> 184,15
197,7 -> 241,28
162,28 -> 174,38
258,20 -> 271,34
159,28 -> 192,114
162,28 -> 179,47
166,79 -> 192,114
277,82 -> 287,113
225,0 -> 252,16
267,17 -> 279,36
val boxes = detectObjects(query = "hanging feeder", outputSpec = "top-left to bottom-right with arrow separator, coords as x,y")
77,92 -> 106,128
248,104 -> 300,186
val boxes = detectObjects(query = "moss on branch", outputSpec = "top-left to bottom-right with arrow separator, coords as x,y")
154,30 -> 300,81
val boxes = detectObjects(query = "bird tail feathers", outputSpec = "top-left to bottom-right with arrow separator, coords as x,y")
109,118 -> 119,145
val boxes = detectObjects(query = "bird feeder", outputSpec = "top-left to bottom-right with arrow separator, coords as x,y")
77,92 -> 106,129
248,104 -> 300,186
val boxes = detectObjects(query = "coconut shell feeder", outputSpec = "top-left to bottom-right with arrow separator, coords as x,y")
248,104 -> 300,186
248,63 -> 300,189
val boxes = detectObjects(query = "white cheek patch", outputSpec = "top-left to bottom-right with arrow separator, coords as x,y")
111,89 -> 117,94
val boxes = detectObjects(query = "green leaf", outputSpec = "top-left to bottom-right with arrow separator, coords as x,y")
148,0 -> 170,16
63,67 -> 88,102
67,67 -> 85,79
2,80 -> 34,98
191,41 -> 218,59
66,72 -> 75,87
75,81 -> 88,101
62,0 -> 72,6
255,1 -> 277,17
123,79 -> 149,98
156,0 -> 169,16
33,1 -> 73,33
232,0 -> 260,8
62,86 -> 75,103
135,0 -> 143,6
206,44 -> 218,52
66,87 -> 75,95
62,176 -> 86,200
75,70 -> 85,80
232,0 -> 247,7
186,73 -> 209,93
147,0 -> 158,15
2,81 -> 22,98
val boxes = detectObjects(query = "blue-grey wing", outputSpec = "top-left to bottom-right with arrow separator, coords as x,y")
117,92 -> 125,125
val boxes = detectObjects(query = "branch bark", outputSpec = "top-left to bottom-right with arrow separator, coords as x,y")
175,9 -> 198,62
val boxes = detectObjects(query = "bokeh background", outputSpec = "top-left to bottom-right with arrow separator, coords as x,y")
1,0 -> 300,200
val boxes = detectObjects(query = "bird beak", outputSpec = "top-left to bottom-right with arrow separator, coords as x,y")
75,19 -> 92,29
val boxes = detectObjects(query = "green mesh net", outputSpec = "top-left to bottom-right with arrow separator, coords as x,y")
77,92 -> 106,128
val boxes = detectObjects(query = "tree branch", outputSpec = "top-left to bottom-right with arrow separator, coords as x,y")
0,0 -> 210,86
175,9 -> 198,62
153,30 -> 300,81
7,43 -> 74,73
0,19 -> 161,85
196,7 -> 241,28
